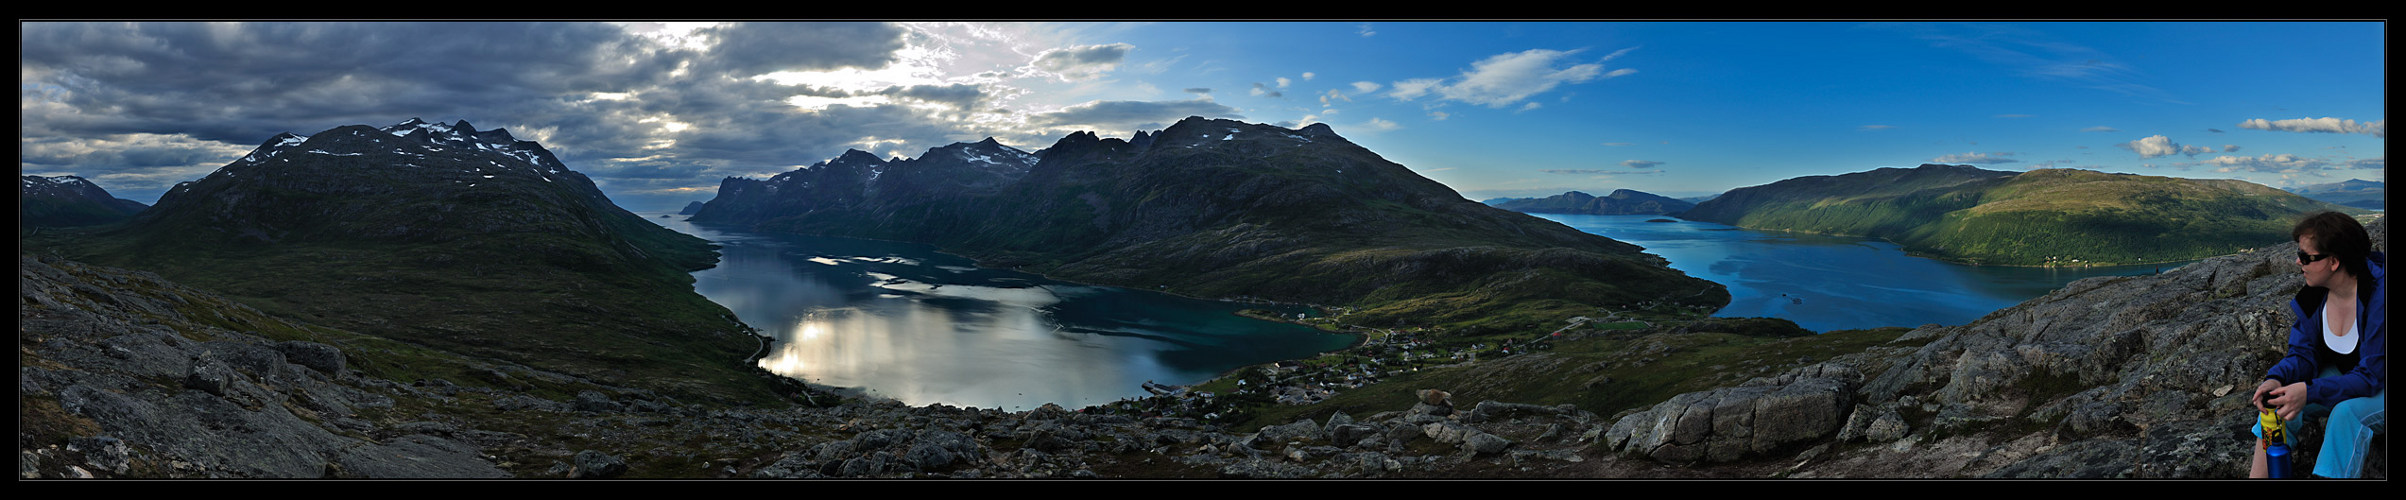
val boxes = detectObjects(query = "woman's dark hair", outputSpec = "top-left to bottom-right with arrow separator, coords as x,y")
2293,211 -> 2374,287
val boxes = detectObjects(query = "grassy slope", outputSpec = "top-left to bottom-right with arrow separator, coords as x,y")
1699,168 -> 2357,266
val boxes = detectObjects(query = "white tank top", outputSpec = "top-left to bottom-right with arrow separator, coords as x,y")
2323,305 -> 2359,355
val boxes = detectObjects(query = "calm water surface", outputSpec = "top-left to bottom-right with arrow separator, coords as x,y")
1537,214 -> 2189,333
641,212 -> 1355,411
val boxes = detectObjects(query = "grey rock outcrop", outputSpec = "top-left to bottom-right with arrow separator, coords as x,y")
18,256 -> 507,478
1605,362 -> 1861,463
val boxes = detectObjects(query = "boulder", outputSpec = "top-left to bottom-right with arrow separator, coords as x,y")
1607,362 -> 1860,463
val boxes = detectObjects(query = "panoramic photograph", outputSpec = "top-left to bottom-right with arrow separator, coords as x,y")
18,20 -> 2386,479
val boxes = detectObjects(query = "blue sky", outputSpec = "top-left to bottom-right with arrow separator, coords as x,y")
20,21 -> 2385,212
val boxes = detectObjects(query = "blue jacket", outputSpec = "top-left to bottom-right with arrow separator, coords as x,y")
2265,251 -> 2387,406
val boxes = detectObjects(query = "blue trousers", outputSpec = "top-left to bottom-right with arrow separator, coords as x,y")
2252,367 -> 2389,478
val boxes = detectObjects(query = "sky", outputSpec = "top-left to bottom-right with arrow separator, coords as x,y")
20,21 -> 2387,212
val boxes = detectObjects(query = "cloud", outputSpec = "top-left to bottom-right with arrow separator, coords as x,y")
1930,151 -> 2019,165
2197,153 -> 2331,174
1385,48 -> 1628,108
2081,126 -> 2119,133
1859,125 -> 1896,131
1026,98 -> 1244,132
2116,135 -> 2213,159
1250,82 -> 1284,98
1026,42 -> 1134,81
1358,24 -> 1376,37
1319,89 -> 1350,106
1620,160 -> 1663,169
20,22 -> 688,145
1184,87 -> 1212,94
1887,23 -> 2184,105
13,21 -> 1054,210
2238,117 -> 2385,138
1350,81 -> 1381,93
881,83 -> 987,110
700,22 -> 906,77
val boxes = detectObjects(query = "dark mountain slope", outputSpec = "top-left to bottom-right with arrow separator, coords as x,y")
1486,189 -> 1696,216
27,119 -> 787,404
21,175 -> 150,228
695,117 -> 1728,336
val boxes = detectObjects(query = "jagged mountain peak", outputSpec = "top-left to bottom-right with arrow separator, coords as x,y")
221,119 -> 571,187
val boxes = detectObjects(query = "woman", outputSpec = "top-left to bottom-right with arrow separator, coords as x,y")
2250,211 -> 2386,478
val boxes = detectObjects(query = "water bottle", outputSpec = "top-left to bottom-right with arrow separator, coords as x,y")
2261,409 -> 2293,478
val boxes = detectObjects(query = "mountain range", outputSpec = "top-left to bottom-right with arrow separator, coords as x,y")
692,117 -> 1729,336
2283,179 -> 2384,210
24,118 -> 788,404
1482,189 -> 1695,216
20,175 -> 149,228
1680,164 -> 2356,266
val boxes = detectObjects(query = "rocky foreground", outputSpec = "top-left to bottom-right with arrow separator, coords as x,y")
16,254 -> 1618,479
1592,216 -> 2387,478
18,216 -> 2386,479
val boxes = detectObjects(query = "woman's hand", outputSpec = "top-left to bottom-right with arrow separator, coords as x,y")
2267,381 -> 2311,421
2252,379 -> 2284,410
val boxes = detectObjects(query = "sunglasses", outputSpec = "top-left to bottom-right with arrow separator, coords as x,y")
2296,251 -> 2332,264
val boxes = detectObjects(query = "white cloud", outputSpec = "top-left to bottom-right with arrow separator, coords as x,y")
1319,89 -> 1350,106
1388,78 -> 1442,101
1385,48 -> 1629,108
1930,151 -> 2019,165
2117,135 -> 2212,159
1350,81 -> 1381,93
2199,153 -> 2328,174
2238,117 -> 2385,138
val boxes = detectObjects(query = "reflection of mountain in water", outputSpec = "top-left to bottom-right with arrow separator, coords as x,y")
673,220 -> 1353,411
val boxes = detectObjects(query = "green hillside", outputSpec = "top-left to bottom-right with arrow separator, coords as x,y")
1683,165 -> 2357,266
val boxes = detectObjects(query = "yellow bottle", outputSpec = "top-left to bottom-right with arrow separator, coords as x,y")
2261,408 -> 2293,478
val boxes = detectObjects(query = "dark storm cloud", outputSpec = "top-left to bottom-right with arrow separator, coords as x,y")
21,22 -> 680,145
884,84 -> 987,110
1027,43 -> 1132,81
19,21 -> 1009,211
696,22 -> 906,77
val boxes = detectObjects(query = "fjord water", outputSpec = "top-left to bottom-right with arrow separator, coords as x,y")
642,213 -> 1355,411
1538,214 -> 2189,333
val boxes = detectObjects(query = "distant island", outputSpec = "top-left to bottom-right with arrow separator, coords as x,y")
1483,189 -> 1695,216
1680,164 -> 2359,266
